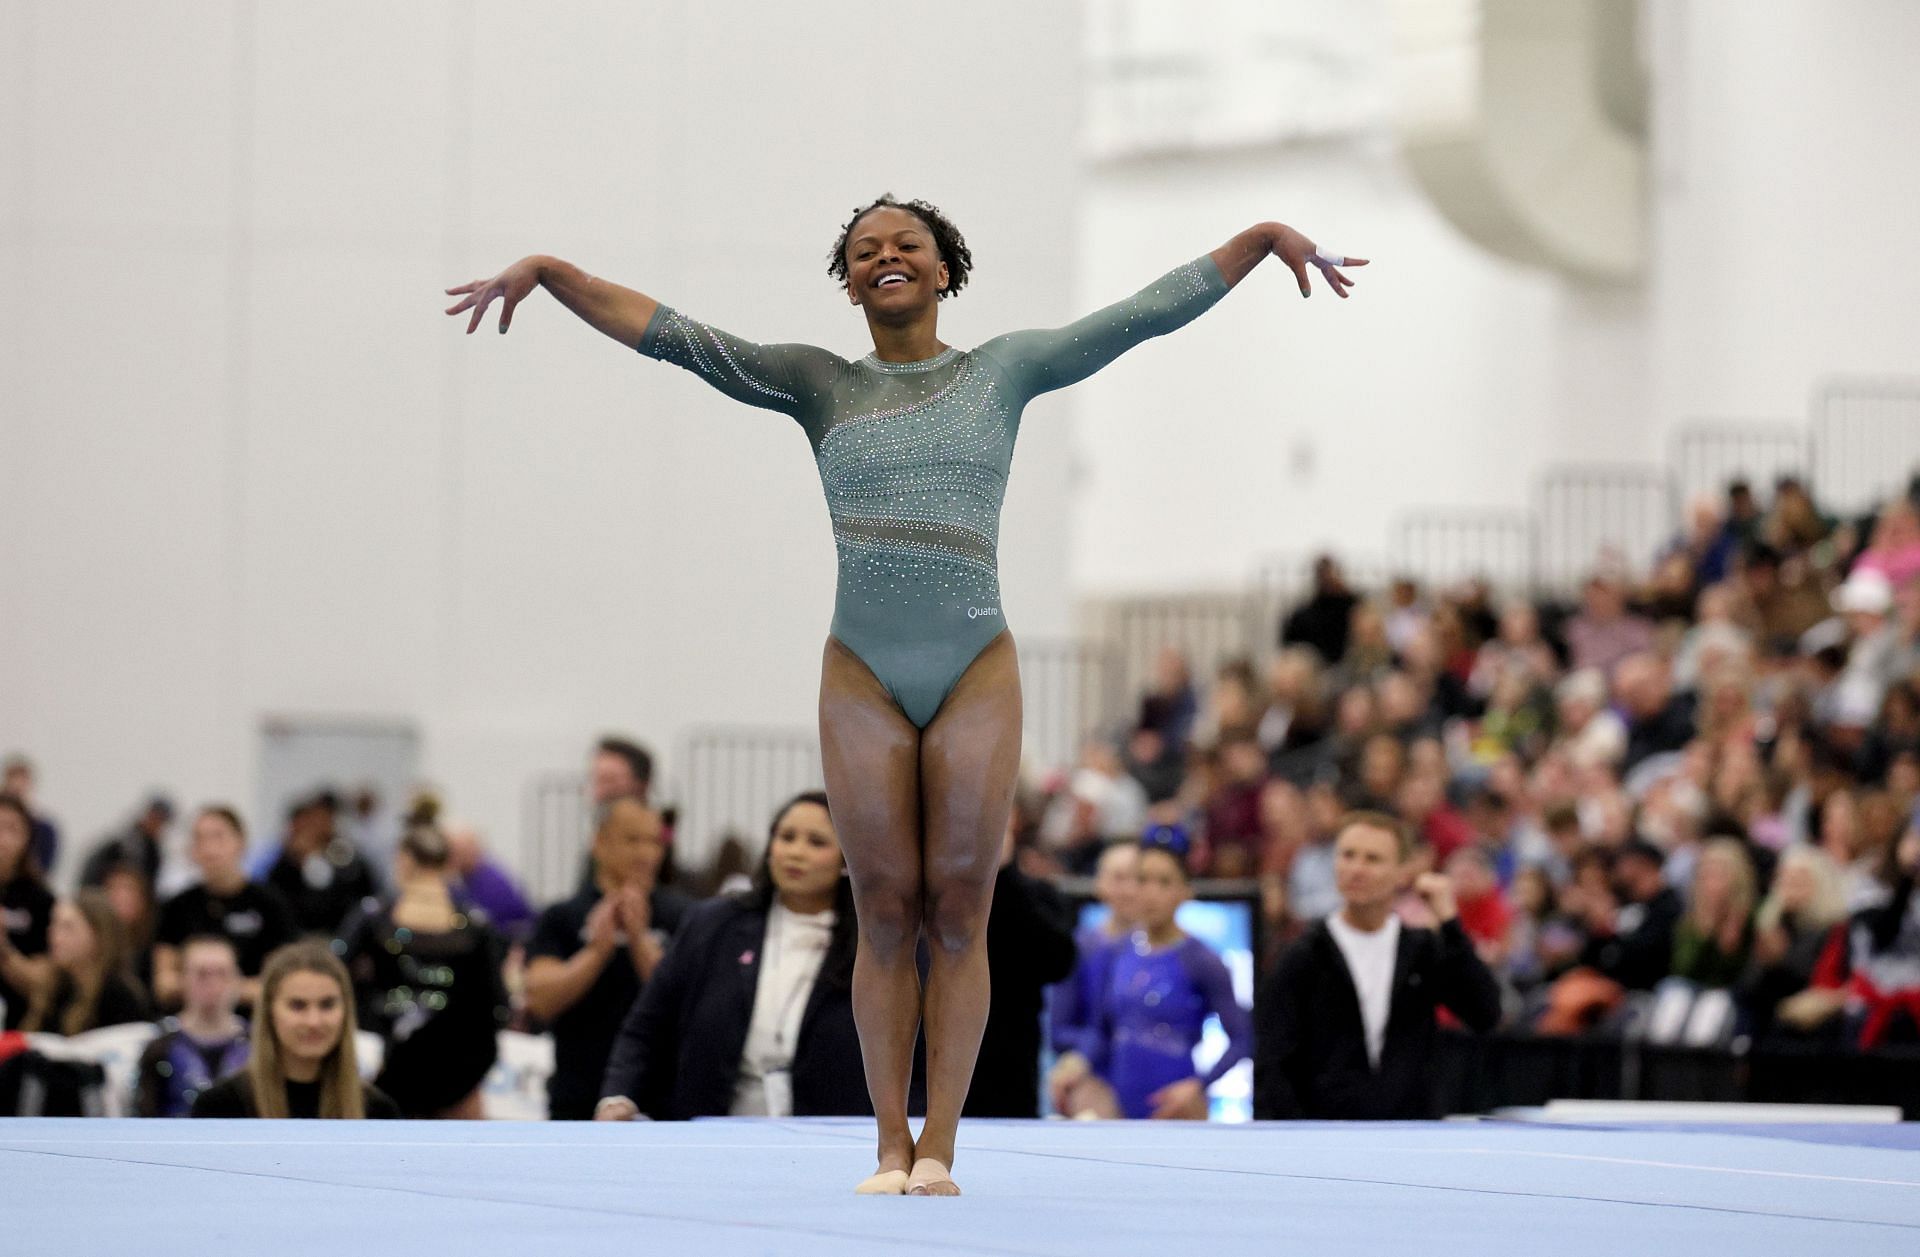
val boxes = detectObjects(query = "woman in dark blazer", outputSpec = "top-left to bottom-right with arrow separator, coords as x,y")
595,791 -> 867,1120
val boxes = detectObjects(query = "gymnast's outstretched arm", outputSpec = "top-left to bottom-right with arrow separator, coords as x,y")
446,255 -> 842,421
973,221 -> 1368,402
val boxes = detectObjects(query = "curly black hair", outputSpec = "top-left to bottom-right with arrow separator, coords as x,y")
826,194 -> 973,299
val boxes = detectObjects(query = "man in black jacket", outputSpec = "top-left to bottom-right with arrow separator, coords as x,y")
1255,811 -> 1501,1120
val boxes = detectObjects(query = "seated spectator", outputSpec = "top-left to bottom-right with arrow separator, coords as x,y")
99,861 -> 158,999
1280,554 -> 1359,664
1445,845 -> 1513,970
1050,831 -> 1250,1120
1615,653 -> 1698,774
2,757 -> 61,875
1741,844 -> 1849,1037
970,816 -> 1078,1118
1198,734 -> 1267,877
1672,583 -> 1754,692
1763,476 -> 1833,557
1254,812 -> 1501,1119
1849,498 -> 1920,589
1667,492 -> 1739,589
1566,575 -> 1655,675
598,792 -> 864,1121
1334,601 -> 1396,690
1551,669 -> 1627,770
1820,788 -> 1901,912
338,822 -> 509,1119
1285,783 -> 1344,925
1505,865 -> 1556,990
1194,657 -> 1264,746
1256,647 -> 1326,760
1383,577 -> 1429,656
1468,601 -> 1559,700
1742,543 -> 1831,653
444,821 -> 536,943
79,794 -> 174,891
191,940 -> 398,1118
1538,841 -> 1683,1033
1040,740 -> 1149,874
0,793 -> 55,1029
1671,838 -> 1757,989
17,891 -> 149,1035
526,797 -> 690,1119
1138,646 -> 1199,750
1395,769 -> 1473,864
264,792 -> 380,937
135,935 -> 249,1118
1785,830 -> 1920,1047
1050,841 -> 1139,1076
152,806 -> 296,1009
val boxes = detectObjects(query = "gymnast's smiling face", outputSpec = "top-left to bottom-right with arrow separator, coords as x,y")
843,206 -> 948,321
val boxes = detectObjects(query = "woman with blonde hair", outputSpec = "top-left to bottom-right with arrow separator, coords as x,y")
18,890 -> 149,1035
1671,839 -> 1757,989
1742,844 -> 1850,1035
191,940 -> 398,1118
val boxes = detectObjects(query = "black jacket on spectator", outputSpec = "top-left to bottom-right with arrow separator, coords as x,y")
1622,694 -> 1698,774
966,863 -> 1079,1118
531,882 -> 692,1120
1255,917 -> 1501,1120
156,881 -> 299,977
1581,886 -> 1684,991
1,874 -> 54,1029
265,842 -> 380,937
600,894 -> 865,1119
190,1071 -> 400,1119
1282,590 -> 1360,665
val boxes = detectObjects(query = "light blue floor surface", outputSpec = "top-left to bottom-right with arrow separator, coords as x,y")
5,1117 -> 1918,1256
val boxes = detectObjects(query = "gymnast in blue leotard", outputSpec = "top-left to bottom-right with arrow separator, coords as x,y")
446,199 -> 1366,1194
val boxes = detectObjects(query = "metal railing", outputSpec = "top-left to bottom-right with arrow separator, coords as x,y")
1536,463 -> 1673,595
1019,638 -> 1125,773
674,726 -> 822,872
1393,509 -> 1536,596
523,772 -> 591,905
1669,421 -> 1805,516
1811,377 -> 1920,515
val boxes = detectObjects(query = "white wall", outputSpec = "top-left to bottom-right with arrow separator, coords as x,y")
0,0 -> 1083,879
1070,0 -> 1920,593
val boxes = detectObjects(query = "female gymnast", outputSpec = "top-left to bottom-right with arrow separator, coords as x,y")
446,197 -> 1365,1194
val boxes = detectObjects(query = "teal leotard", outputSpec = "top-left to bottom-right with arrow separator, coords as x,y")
637,255 -> 1229,728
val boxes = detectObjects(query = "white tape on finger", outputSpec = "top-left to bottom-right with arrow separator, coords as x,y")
1311,252 -> 1347,269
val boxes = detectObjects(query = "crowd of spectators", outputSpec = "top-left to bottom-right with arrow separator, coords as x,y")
3,475 -> 1918,1122
1023,474 -> 1920,1062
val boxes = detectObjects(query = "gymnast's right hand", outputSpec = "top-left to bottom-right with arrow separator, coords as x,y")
445,256 -> 543,335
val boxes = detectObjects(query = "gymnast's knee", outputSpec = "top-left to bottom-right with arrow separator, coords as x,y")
853,879 -> 922,962
923,868 -> 994,956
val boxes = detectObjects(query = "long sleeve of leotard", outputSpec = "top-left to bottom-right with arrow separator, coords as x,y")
1179,937 -> 1253,1089
637,305 -> 846,423
973,255 -> 1230,403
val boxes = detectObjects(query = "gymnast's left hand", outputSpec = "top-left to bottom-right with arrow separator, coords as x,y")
1269,224 -> 1368,299
1146,1077 -> 1208,1120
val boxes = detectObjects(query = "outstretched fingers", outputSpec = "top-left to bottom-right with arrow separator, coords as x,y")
1310,254 -> 1369,299
464,286 -> 498,334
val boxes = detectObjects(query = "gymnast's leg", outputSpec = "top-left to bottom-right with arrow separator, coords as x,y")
820,636 -> 925,1194
908,629 -> 1023,1197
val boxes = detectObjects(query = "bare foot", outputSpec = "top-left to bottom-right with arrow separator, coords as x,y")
905,1157 -> 960,1197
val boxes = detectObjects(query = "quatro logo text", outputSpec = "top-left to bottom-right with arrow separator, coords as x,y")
967,606 -> 1000,620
